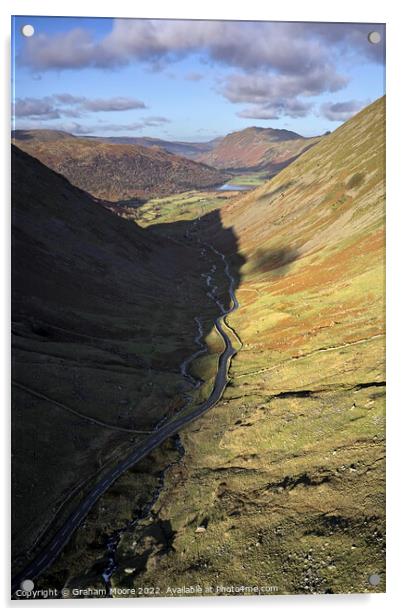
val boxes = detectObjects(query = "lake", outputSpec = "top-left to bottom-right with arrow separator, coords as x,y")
218,183 -> 253,191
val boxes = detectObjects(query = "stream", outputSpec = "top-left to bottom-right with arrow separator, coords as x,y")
99,234 -> 241,592
12,224 -> 241,593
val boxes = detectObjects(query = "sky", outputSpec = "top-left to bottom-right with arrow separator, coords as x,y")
11,16 -> 385,141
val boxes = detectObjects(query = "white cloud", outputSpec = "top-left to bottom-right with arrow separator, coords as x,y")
13,94 -> 147,120
16,21 -> 384,123
19,20 -> 384,73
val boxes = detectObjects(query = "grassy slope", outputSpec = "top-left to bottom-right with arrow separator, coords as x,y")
108,98 -> 385,594
11,131 -> 229,201
11,146 -> 225,576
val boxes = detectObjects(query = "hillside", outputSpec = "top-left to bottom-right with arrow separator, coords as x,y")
16,98 -> 385,596
11,130 -> 229,201
103,98 -> 384,594
11,145 -> 233,577
196,126 -> 321,172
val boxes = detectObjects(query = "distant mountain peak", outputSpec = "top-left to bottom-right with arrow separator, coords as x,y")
195,125 -> 320,172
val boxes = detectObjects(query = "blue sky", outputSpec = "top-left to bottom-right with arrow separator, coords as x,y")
11,16 -> 385,141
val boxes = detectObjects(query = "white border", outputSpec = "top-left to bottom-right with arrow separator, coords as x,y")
2,0 -> 401,613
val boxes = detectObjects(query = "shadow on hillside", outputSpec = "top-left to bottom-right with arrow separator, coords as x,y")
149,208 -> 299,289
11,130 -> 35,141
12,144 -> 300,587
149,208 -> 246,306
250,246 -> 300,277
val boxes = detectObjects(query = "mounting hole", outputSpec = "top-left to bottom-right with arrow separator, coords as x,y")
368,31 -> 381,45
368,573 -> 381,586
20,579 -> 34,592
21,24 -> 35,38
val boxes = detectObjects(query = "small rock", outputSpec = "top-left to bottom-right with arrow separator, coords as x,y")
195,526 -> 206,533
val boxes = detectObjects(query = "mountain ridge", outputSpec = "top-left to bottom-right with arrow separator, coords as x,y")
11,130 -> 230,201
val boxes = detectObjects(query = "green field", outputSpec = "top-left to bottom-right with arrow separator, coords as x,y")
229,171 -> 271,186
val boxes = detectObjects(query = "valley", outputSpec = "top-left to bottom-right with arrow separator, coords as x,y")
106,97 -> 385,596
11,146 -> 240,583
12,97 -> 385,598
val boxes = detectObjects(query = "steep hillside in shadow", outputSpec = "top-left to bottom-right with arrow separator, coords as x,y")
11,130 -> 229,201
11,145 -> 241,578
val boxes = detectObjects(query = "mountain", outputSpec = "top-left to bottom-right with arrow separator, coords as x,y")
11,130 -> 229,201
103,98 -> 385,594
80,134 -> 223,159
11,144 -> 232,575
12,98 -> 385,594
196,125 -> 321,172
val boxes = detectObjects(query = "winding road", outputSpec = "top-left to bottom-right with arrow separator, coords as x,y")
12,242 -> 240,594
